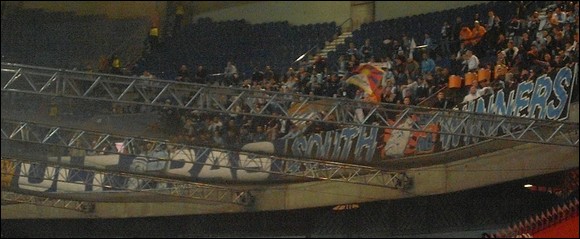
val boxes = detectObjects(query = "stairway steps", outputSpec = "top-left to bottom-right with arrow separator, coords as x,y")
303,31 -> 352,63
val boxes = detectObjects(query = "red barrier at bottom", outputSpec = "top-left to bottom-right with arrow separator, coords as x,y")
533,215 -> 579,238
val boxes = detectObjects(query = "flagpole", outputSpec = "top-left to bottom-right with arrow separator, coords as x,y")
293,45 -> 319,65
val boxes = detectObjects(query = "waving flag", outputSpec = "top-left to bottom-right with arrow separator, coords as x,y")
346,73 -> 372,95
347,64 -> 385,103
355,64 -> 384,89
287,99 -> 337,135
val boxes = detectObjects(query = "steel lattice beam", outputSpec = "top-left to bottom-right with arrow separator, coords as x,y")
1,62 -> 578,147
1,157 -> 251,206
1,118 -> 412,189
1,190 -> 96,213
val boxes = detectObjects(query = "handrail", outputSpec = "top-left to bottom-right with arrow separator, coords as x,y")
292,17 -> 352,65
2,61 -> 578,126
417,85 -> 449,107
338,17 -> 352,31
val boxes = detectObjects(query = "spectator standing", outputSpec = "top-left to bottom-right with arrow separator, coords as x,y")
110,55 -> 122,75
501,40 -> 520,68
251,66 -> 264,83
194,65 -> 208,84
346,42 -> 361,60
471,21 -> 487,54
149,25 -> 160,51
440,21 -> 452,57
176,64 -> 190,82
223,61 -> 238,86
359,38 -> 374,62
421,52 -> 436,75
424,33 -> 436,54
462,85 -> 492,103
451,16 -> 464,53
173,4 -> 185,35
433,91 -> 453,109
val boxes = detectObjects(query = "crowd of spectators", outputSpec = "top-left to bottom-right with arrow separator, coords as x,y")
100,1 -> 578,150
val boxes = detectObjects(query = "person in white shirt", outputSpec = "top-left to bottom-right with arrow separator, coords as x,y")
462,50 -> 480,72
462,84 -> 493,103
401,77 -> 418,100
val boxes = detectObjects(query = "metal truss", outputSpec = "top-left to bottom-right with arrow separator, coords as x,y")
1,119 -> 412,190
1,62 -> 578,147
273,160 -> 411,190
1,190 -> 96,213
1,157 -> 252,206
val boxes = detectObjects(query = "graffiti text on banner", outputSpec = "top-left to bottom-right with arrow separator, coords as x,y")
457,66 -> 576,120
10,149 -> 279,193
286,126 -> 378,163
441,66 -> 577,150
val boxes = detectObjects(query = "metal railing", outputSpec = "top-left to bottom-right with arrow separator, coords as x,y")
1,118 -> 413,189
2,62 -> 578,148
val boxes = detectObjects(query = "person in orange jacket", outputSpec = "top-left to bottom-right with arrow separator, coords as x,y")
471,20 -> 487,45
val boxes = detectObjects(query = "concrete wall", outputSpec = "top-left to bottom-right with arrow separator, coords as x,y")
20,1 -> 166,20
18,1 -> 491,26
375,1 -> 490,21
192,1 -> 352,25
192,1 -> 491,25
